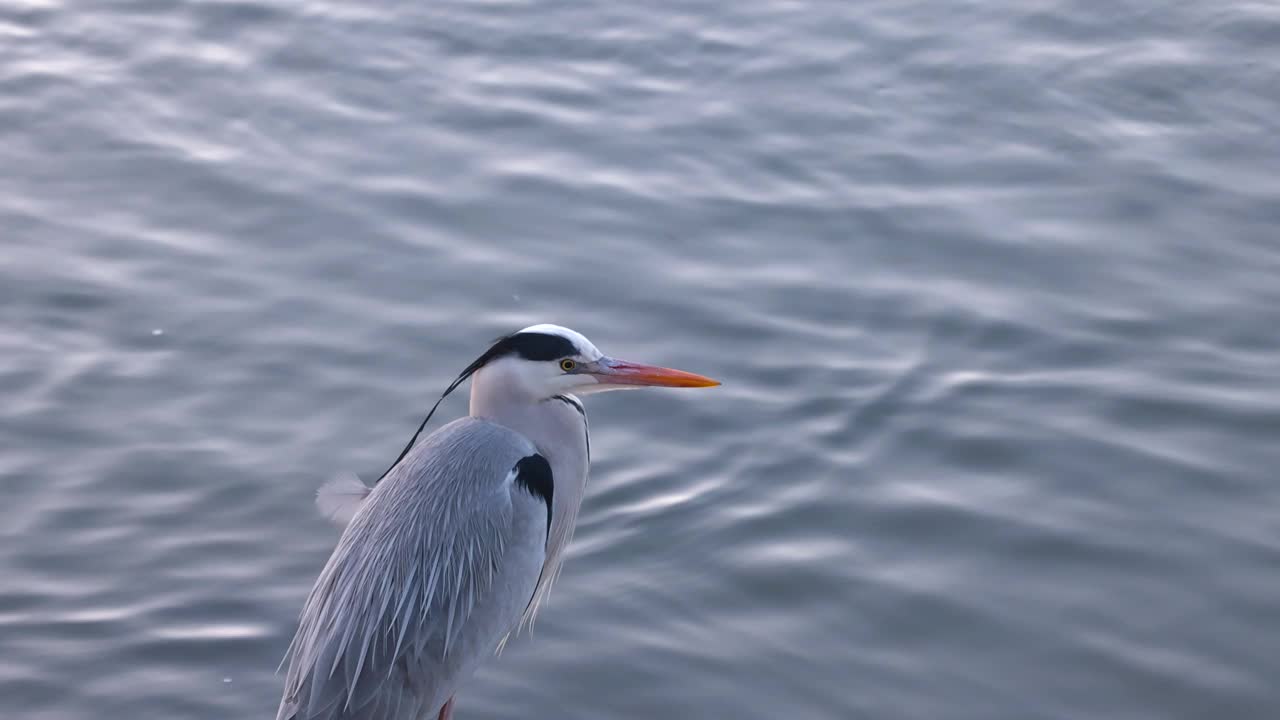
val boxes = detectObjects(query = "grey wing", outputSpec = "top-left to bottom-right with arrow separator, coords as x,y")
277,418 -> 552,720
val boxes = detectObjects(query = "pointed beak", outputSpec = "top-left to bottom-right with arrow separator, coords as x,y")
590,357 -> 720,388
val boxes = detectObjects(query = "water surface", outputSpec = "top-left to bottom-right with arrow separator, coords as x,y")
3,0 -> 1280,717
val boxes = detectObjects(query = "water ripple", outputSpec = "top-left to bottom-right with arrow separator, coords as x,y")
3,0 -> 1280,718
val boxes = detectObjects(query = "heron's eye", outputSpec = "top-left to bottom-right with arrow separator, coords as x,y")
560,359 -> 576,372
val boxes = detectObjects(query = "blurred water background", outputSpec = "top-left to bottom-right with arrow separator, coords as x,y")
2,0 -> 1279,717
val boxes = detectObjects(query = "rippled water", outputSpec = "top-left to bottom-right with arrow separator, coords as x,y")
4,0 -> 1280,717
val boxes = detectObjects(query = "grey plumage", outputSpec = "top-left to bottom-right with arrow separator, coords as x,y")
276,324 -> 717,720
278,418 -> 550,720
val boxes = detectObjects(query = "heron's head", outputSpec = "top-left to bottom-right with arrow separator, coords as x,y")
371,324 -> 719,483
467,324 -> 719,402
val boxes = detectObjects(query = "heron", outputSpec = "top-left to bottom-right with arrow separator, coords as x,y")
277,324 -> 719,720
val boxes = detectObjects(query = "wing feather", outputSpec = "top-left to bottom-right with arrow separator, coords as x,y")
315,472 -> 372,527
278,418 -> 548,720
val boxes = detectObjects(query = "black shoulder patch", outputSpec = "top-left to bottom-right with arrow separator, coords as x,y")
513,453 -> 554,542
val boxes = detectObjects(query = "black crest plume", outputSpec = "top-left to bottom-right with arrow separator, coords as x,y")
374,330 -> 579,482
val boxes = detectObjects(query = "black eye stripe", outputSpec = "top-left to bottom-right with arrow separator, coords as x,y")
505,333 -> 579,361
458,332 -> 579,378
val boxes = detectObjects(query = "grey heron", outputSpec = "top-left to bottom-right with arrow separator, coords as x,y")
277,324 -> 719,720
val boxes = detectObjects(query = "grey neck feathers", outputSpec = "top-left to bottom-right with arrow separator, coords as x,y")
467,366 -> 588,477
468,363 -> 591,617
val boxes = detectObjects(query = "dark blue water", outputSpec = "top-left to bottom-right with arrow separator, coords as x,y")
3,1 -> 1279,717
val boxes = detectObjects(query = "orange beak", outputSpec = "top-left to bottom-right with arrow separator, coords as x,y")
590,358 -> 720,388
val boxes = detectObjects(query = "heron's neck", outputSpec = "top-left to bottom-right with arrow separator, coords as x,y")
468,369 -> 537,428
468,368 -> 591,612
467,373 -> 586,464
